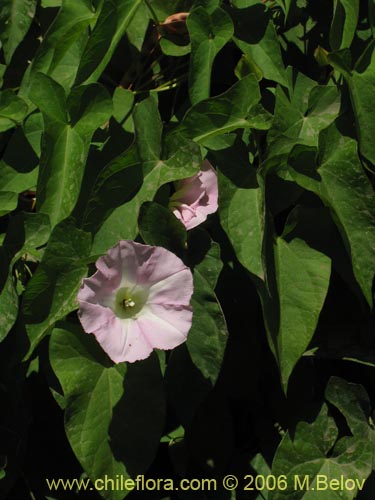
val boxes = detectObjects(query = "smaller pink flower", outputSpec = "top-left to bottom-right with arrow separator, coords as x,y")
77,240 -> 193,363
169,160 -> 218,230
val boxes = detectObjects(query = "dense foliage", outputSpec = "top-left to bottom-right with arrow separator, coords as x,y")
0,0 -> 375,498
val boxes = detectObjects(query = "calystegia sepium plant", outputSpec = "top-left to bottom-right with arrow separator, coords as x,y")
0,0 -> 375,499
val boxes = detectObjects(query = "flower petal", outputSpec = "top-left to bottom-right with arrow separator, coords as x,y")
97,240 -> 153,287
172,203 -> 197,225
78,270 -> 118,307
169,160 -> 218,230
148,267 -> 194,305
77,299 -> 114,333
133,244 -> 192,288
199,159 -> 219,209
77,240 -> 194,363
139,303 -> 193,350
93,316 -> 153,363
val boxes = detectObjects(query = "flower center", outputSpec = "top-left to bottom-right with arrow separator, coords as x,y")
123,298 -> 135,308
113,286 -> 148,319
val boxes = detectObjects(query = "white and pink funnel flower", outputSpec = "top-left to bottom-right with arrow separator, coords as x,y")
169,160 -> 218,230
77,240 -> 194,363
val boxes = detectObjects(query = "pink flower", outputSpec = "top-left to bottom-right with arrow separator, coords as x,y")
169,160 -> 218,230
77,240 -> 193,363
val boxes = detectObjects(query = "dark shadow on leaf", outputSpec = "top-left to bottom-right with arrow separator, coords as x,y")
138,201 -> 187,257
165,344 -> 212,428
82,147 -> 144,234
186,386 -> 234,475
0,316 -> 30,367
0,247 -> 11,292
72,121 -> 135,227
2,215 -> 27,263
186,228 -> 212,268
2,128 -> 39,173
352,38 -> 375,74
212,140 -> 258,188
21,267 -> 55,324
109,353 -> 166,477
232,5 -> 269,44
288,144 -> 321,181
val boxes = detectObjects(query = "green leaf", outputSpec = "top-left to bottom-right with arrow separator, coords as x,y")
0,131 -> 39,194
187,7 -> 234,105
3,212 -> 50,264
272,0 -> 292,17
165,240 -> 227,425
173,74 -> 260,143
270,406 -> 370,499
23,112 -> 44,156
160,38 -> 191,56
0,0 -> 37,64
29,72 -> 68,124
0,213 -> 50,343
325,377 -> 374,442
280,204 -> 361,300
187,229 -> 222,290
22,218 -> 91,358
20,0 -> 95,92
327,49 -> 352,80
216,145 -> 264,280
235,53 -> 263,81
138,202 -> 186,255
274,237 -> 331,390
82,145 -> 143,234
126,2 -> 150,51
232,2 -> 288,87
370,0 -> 375,35
50,324 -> 165,500
145,0 -> 180,20
75,0 -> 143,84
30,75 -> 112,228
193,0 -> 220,12
67,83 -> 113,136
37,124 -> 85,227
0,262 -> 18,343
160,425 -> 185,444
288,125 -> 375,306
112,87 -> 134,124
348,43 -> 375,166
251,453 -> 272,500
0,64 -> 6,88
0,90 -> 28,132
30,73 -> 78,226
90,140 -> 201,255
41,0 -> 61,6
330,0 -> 359,50
188,245 -> 227,385
270,378 -> 374,500
133,94 -> 163,162
0,191 -> 18,217
267,72 -> 340,158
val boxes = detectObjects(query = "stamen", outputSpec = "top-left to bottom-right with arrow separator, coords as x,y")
123,298 -> 136,308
